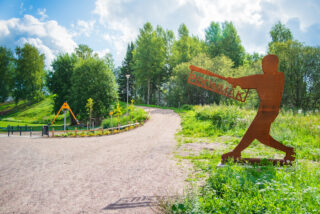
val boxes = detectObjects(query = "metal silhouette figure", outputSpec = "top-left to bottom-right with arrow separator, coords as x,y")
221,54 -> 295,163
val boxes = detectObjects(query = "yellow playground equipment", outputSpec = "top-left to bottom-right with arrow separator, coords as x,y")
51,102 -> 79,130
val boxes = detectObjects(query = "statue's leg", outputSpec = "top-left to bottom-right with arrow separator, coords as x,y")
222,125 -> 256,161
257,135 -> 295,161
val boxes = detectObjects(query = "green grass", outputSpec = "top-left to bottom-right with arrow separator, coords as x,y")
0,98 -> 149,132
166,104 -> 320,213
0,96 -> 68,128
170,152 -> 320,214
178,104 -> 320,161
0,100 -> 28,112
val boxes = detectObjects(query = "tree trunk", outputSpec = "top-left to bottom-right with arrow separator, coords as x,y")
158,78 -> 161,105
147,79 -> 150,105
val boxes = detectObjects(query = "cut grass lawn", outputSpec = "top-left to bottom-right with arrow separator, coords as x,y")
0,97 -> 149,133
0,96 -> 68,128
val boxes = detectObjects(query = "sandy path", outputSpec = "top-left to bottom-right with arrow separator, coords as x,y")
0,107 -> 186,214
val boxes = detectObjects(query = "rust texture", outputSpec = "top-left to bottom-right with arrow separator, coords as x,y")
188,54 -> 295,164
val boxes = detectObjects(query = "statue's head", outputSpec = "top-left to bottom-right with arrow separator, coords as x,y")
262,54 -> 279,74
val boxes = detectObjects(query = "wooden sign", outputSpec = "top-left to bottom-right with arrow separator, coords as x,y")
187,65 -> 250,102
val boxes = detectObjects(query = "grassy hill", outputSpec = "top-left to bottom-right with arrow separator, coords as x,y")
0,96 -> 69,128
0,96 -> 148,131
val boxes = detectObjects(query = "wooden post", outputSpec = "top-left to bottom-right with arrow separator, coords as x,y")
75,127 -> 77,137
8,125 -> 10,136
30,127 -> 32,137
102,126 -> 104,135
52,127 -> 55,137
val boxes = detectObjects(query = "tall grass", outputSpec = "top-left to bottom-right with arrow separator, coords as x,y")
167,104 -> 320,213
179,104 -> 320,160
170,153 -> 320,214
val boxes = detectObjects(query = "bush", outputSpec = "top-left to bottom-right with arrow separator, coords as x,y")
102,106 -> 148,128
181,104 -> 193,110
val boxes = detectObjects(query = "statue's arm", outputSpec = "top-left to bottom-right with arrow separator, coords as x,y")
227,75 -> 262,89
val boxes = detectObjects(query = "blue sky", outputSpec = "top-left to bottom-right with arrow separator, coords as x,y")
1,0 -> 320,68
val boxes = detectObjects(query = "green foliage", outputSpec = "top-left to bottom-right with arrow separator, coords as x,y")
47,53 -> 77,113
86,98 -> 94,119
133,22 -> 174,105
14,43 -> 45,102
166,54 -> 235,107
269,40 -> 320,110
170,24 -> 205,68
102,104 -> 148,128
205,21 -> 245,67
113,102 -> 122,125
75,44 -> 93,59
70,56 -> 118,121
0,46 -> 14,102
118,43 -> 135,101
129,99 -> 135,121
269,21 -> 293,43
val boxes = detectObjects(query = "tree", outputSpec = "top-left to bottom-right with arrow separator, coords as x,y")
75,44 -> 93,59
14,43 -> 45,102
0,46 -> 14,102
133,22 -> 169,104
267,22 -> 320,110
269,21 -> 293,43
205,21 -> 245,67
118,42 -> 135,101
269,41 -> 320,110
170,24 -> 204,68
47,53 -> 77,113
86,98 -> 94,128
70,57 -> 118,123
166,54 -> 235,106
205,22 -> 221,58
113,102 -> 122,127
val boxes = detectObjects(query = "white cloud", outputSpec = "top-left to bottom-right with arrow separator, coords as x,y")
93,0 -> 320,65
37,8 -> 48,21
93,0 -> 139,64
17,37 -> 55,67
75,20 -> 96,37
0,14 -> 77,68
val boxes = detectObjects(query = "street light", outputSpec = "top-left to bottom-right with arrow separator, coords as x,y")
126,74 -> 130,125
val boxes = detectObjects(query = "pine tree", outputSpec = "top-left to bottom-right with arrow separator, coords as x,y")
118,42 -> 135,101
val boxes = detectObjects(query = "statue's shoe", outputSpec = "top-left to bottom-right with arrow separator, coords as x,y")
221,151 -> 241,162
284,147 -> 295,161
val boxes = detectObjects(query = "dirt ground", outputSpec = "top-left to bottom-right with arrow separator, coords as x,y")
0,107 -> 187,214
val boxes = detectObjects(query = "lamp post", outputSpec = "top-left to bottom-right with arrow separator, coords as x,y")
126,74 -> 130,125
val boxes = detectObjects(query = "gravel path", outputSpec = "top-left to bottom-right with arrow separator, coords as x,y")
0,107 -> 187,214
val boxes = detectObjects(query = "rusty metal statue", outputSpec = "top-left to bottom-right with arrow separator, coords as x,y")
221,54 -> 295,164
188,54 -> 295,165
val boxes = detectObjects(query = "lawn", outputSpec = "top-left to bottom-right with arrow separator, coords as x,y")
0,96 -> 67,128
0,96 -> 148,133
